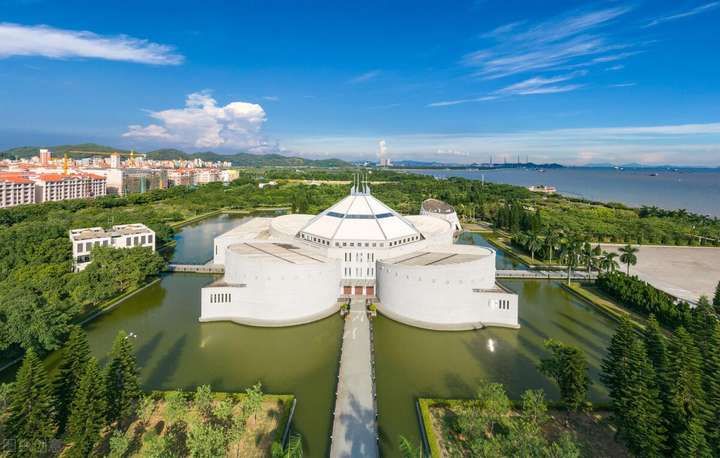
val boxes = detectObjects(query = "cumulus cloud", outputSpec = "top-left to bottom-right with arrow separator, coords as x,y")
123,91 -> 268,149
0,22 -> 183,65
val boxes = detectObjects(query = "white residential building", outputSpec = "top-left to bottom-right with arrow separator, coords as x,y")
69,223 -> 156,271
35,173 -> 107,203
0,174 -> 36,208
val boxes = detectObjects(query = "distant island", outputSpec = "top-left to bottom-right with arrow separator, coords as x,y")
0,143 -> 351,168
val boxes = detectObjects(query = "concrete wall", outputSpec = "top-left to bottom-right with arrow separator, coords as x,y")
376,252 -> 519,329
201,252 -> 341,326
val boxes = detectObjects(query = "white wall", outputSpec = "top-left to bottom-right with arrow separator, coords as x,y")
201,252 -> 341,326
376,253 -> 519,329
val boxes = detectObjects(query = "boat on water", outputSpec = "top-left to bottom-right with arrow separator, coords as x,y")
527,185 -> 557,194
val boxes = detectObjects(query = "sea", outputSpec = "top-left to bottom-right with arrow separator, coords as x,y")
407,167 -> 720,218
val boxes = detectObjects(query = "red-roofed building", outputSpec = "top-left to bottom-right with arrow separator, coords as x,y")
0,173 -> 36,208
34,173 -> 107,203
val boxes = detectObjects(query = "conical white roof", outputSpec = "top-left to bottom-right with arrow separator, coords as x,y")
298,189 -> 421,243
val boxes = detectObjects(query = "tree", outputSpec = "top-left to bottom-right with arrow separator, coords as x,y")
601,317 -> 636,403
66,358 -> 107,458
666,327 -> 710,455
244,381 -> 264,421
526,232 -> 542,262
105,330 -> 141,425
398,436 -> 423,458
187,423 -> 227,457
107,430 -> 130,458
599,251 -> 619,273
5,349 -> 56,458
559,237 -> 581,285
194,384 -> 214,418
704,323 -> 720,454
643,315 -> 671,420
618,244 -> 639,275
614,339 -> 666,457
164,390 -> 188,425
538,339 -> 590,411
53,325 -> 92,434
543,230 -> 559,264
272,434 -> 304,458
713,280 -> 720,313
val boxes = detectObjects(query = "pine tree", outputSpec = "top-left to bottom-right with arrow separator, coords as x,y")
674,417 -> 711,458
538,339 -> 590,411
600,316 -> 636,402
704,322 -> 720,454
5,349 -> 56,457
666,327 -> 710,455
53,325 -> 91,434
688,296 -> 716,359
643,314 -> 671,428
615,339 -> 666,457
105,330 -> 141,425
67,358 -> 106,457
713,281 -> 720,312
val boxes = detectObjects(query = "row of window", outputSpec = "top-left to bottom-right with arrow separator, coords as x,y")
343,252 -> 376,263
209,293 -> 232,304
343,267 -> 376,277
76,234 -> 153,254
498,299 -> 511,310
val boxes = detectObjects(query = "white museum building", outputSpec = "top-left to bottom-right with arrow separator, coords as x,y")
201,180 -> 518,330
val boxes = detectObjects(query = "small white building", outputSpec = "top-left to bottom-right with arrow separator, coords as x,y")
202,180 -> 518,330
69,223 -> 155,271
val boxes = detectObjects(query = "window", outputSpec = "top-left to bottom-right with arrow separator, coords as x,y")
350,242 -> 355,247
343,242 -> 347,247
148,234 -> 153,244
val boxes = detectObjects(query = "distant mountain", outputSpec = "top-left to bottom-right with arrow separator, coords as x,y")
0,144 -> 350,167
0,143 -> 128,159
145,149 -> 350,167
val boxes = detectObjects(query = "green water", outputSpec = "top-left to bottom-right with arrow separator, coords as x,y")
65,274 -> 342,457
170,213 -> 250,264
374,279 -> 616,455
457,231 -> 526,270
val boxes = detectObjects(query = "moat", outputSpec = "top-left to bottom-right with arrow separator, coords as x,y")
4,213 -> 617,457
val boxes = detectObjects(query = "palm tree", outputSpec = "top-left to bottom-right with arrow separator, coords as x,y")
543,230 -> 560,264
599,251 -> 619,273
580,242 -> 594,273
527,232 -> 542,262
559,237 -> 581,285
618,244 -> 639,275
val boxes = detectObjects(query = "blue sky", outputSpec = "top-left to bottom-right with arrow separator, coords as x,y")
1,0 -> 720,165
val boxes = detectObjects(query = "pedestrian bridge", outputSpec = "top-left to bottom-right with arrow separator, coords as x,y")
496,269 -> 596,280
329,298 -> 379,458
165,263 -> 225,274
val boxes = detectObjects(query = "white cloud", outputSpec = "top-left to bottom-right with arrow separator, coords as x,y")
123,91 -> 268,149
348,70 -> 381,84
464,6 -> 633,79
262,96 -> 279,101
605,64 -> 625,71
283,122 -> 720,166
644,2 -> 719,28
0,22 -> 183,65
609,83 -> 636,88
428,71 -> 585,107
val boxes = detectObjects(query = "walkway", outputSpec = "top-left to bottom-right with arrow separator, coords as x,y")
496,269 -> 597,280
330,298 -> 379,458
165,263 -> 224,274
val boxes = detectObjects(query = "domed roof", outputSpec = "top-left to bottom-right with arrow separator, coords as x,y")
297,183 -> 421,243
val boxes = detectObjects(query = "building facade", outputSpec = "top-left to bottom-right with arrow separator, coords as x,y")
35,173 -> 107,203
202,183 -> 518,330
0,175 -> 36,208
69,223 -> 156,271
